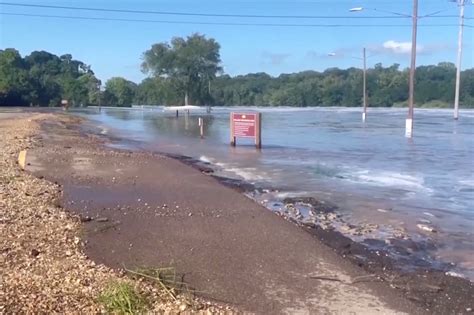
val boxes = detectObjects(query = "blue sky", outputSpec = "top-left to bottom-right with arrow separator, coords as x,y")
1,0 -> 473,83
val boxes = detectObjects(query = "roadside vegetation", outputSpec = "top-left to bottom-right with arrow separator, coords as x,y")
99,282 -> 147,314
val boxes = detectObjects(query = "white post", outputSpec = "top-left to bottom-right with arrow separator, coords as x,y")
454,0 -> 465,120
199,117 -> 204,138
406,0 -> 418,138
362,47 -> 367,122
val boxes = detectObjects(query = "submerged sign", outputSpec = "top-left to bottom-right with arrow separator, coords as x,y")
230,112 -> 262,148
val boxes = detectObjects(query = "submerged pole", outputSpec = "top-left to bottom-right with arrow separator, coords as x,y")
454,0 -> 465,120
406,0 -> 418,138
362,47 -> 367,122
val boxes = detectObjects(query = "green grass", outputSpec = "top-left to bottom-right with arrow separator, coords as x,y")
98,281 -> 147,314
125,266 -> 203,300
126,267 -> 180,301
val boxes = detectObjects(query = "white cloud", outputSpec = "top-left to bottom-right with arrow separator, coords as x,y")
382,40 -> 423,54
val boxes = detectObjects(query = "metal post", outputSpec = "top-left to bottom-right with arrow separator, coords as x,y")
255,112 -> 262,149
362,47 -> 367,122
230,112 -> 236,146
454,0 -> 465,120
406,0 -> 418,138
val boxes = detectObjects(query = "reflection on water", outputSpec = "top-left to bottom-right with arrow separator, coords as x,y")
75,106 -> 474,276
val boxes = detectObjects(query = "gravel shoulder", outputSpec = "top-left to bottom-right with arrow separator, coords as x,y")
0,113 -> 232,313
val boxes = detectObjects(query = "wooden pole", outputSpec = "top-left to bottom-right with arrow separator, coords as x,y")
406,0 -> 418,138
362,47 -> 367,122
255,113 -> 262,149
230,112 -> 236,146
454,0 -> 465,120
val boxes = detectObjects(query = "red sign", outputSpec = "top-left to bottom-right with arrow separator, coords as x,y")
230,112 -> 262,148
232,113 -> 256,138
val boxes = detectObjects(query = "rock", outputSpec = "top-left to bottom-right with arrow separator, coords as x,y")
30,249 -> 40,257
303,222 -> 316,229
417,224 -> 437,233
96,217 -> 108,222
79,215 -> 92,222
340,225 -> 352,232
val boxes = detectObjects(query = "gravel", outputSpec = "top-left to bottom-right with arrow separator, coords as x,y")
0,114 -> 234,313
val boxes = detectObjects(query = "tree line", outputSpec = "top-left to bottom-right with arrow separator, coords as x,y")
0,49 -> 100,107
1,34 -> 473,108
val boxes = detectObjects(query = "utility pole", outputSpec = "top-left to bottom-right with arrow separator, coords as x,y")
207,79 -> 211,113
454,0 -> 465,120
362,47 -> 368,122
406,0 -> 418,138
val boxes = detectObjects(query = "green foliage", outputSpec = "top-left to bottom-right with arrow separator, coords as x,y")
135,61 -> 473,108
98,281 -> 147,314
141,33 -> 222,105
0,49 -> 100,107
104,77 -> 137,107
2,45 -> 474,109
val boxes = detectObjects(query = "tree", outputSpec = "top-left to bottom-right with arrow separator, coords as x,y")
141,33 -> 222,105
104,77 -> 137,107
0,49 -> 100,107
0,49 -> 30,105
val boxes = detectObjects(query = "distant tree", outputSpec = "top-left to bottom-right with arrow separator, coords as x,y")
1,46 -> 473,108
104,77 -> 137,107
141,33 -> 222,105
0,49 -> 30,105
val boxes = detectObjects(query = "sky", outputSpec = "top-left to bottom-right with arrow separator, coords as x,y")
1,0 -> 473,83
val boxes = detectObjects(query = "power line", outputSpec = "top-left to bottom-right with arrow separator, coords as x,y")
0,2 -> 461,19
0,12 -> 467,28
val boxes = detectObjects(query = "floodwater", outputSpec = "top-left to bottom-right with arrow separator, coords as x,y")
75,106 -> 474,278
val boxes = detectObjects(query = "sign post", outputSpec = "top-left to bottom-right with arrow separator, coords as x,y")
61,99 -> 69,111
230,112 -> 262,149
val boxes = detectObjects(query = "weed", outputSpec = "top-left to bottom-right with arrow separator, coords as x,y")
98,281 -> 147,314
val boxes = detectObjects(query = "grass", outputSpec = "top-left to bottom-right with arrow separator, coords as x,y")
98,281 -> 147,314
98,266 -> 201,313
126,266 -> 204,299
126,267 -> 182,301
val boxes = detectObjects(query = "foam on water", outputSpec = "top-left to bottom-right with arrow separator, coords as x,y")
224,167 -> 268,182
199,155 -> 213,164
348,170 -> 431,193
458,179 -> 474,187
